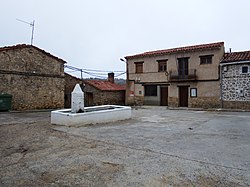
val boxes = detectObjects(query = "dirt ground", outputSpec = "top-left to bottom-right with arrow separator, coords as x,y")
0,107 -> 250,186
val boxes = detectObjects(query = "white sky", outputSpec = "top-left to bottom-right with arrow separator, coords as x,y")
1,0 -> 250,79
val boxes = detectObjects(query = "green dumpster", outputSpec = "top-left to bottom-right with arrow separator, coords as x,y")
0,93 -> 12,111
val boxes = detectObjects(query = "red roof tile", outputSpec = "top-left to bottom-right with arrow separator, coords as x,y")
125,42 -> 224,59
84,80 -> 125,91
221,51 -> 250,63
0,44 -> 66,64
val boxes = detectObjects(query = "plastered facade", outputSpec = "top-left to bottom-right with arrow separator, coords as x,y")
125,43 -> 224,108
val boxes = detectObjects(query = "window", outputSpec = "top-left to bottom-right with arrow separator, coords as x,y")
178,57 -> 189,76
157,59 -> 167,72
200,55 -> 213,64
242,66 -> 248,73
135,61 -> 144,73
144,85 -> 157,96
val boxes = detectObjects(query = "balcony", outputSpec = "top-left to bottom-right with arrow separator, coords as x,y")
169,69 -> 197,82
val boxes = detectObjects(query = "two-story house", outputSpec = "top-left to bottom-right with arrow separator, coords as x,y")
124,42 -> 225,108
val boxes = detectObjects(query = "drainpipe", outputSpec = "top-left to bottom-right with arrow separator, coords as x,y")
219,64 -> 223,108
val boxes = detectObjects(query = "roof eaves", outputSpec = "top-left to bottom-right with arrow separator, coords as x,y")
221,51 -> 250,63
125,42 -> 224,60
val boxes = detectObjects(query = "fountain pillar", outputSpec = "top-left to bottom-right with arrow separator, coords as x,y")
71,84 -> 84,113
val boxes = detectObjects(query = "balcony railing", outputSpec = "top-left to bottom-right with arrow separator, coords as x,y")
169,69 -> 197,82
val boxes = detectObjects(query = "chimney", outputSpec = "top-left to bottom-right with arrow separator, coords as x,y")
108,72 -> 114,83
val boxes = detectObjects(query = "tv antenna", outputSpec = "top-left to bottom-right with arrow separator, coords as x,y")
16,19 -> 35,45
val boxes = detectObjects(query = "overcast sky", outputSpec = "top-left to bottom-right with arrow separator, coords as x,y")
1,0 -> 250,79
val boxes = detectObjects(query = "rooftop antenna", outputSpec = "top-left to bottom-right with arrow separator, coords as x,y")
16,19 -> 35,45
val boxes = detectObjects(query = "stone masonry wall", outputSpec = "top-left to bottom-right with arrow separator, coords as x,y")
0,74 -> 64,110
0,46 -> 65,110
0,46 -> 64,76
190,97 -> 220,108
222,63 -> 250,109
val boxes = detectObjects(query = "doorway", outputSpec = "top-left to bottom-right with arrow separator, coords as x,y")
179,86 -> 188,107
160,87 -> 168,106
85,92 -> 93,106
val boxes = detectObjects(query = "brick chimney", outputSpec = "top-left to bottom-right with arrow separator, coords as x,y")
108,72 -> 114,83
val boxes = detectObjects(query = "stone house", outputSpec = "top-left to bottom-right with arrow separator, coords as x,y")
0,44 -> 66,110
124,42 -> 225,108
220,51 -> 250,110
64,73 -> 125,107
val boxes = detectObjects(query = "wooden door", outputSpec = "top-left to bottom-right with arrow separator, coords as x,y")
160,87 -> 168,106
179,86 -> 188,107
85,92 -> 93,106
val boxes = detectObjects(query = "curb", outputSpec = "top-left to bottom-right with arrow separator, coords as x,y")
167,107 -> 250,112
0,109 -> 54,114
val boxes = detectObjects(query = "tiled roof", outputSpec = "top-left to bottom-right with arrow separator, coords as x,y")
84,79 -> 125,91
221,51 -> 250,63
0,44 -> 67,64
125,42 -> 224,59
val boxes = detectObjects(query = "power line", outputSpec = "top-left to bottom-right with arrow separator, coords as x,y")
83,68 -> 125,73
64,65 -> 126,79
64,65 -> 125,73
115,72 -> 126,77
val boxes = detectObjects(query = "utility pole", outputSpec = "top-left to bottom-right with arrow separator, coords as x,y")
16,19 -> 35,45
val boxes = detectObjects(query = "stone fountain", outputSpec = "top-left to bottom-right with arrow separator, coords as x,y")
51,84 -> 131,126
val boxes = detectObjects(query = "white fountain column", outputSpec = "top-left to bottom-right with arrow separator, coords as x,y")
71,84 -> 84,113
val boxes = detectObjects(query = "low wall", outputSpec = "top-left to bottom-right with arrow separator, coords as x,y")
223,101 -> 250,110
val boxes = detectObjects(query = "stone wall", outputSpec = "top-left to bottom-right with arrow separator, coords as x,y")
190,97 -> 220,108
0,45 -> 65,110
0,45 -> 64,76
222,63 -> 250,109
168,97 -> 178,107
0,74 -> 64,110
126,96 -> 143,106
223,101 -> 250,110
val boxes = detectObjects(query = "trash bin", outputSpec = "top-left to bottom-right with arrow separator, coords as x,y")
0,93 -> 12,111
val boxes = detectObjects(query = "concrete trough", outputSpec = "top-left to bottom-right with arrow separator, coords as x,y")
51,105 -> 131,126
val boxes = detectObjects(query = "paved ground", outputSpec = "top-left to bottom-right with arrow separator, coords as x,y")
0,107 -> 250,186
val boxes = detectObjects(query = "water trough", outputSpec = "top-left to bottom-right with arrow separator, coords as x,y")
51,84 -> 131,126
